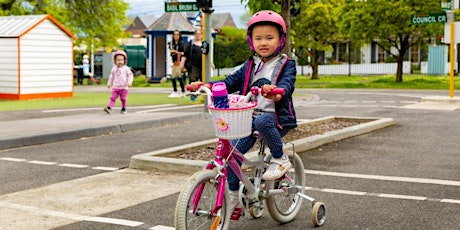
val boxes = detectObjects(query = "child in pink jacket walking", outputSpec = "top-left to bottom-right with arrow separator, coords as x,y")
104,50 -> 134,114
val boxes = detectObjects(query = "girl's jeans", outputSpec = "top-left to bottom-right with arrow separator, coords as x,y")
227,113 -> 291,191
108,88 -> 128,108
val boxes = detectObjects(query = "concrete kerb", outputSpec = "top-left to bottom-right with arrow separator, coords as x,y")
0,113 -> 209,150
129,116 -> 397,174
421,96 -> 460,103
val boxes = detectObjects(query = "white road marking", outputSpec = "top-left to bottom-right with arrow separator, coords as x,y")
59,163 -> 89,168
0,157 -> 26,162
0,201 -> 144,227
92,166 -> 119,171
305,169 -> 460,186
441,199 -> 460,204
305,187 -> 460,204
0,157 -> 118,171
378,193 -> 426,200
28,160 -> 56,165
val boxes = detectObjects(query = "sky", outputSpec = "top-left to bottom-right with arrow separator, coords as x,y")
124,0 -> 249,28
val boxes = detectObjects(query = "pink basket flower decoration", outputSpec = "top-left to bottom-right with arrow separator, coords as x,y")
215,118 -> 229,132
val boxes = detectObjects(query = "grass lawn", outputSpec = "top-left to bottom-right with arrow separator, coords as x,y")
1,74 -> 458,111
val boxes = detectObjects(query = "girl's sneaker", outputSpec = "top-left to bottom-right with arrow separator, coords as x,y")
104,107 -> 112,114
262,154 -> 292,180
121,108 -> 127,114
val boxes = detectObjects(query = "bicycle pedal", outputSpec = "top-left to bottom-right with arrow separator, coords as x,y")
230,207 -> 243,220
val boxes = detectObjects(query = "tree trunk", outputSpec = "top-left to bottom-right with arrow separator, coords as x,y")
396,59 -> 403,82
280,0 -> 291,57
311,49 -> 319,80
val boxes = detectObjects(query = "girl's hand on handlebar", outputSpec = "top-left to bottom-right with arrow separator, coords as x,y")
262,84 -> 283,101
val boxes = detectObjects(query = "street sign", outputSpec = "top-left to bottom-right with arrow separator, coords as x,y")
441,0 -> 451,10
411,12 -> 448,25
165,2 -> 199,12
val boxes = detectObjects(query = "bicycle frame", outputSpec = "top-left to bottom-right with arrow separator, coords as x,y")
188,85 -> 292,218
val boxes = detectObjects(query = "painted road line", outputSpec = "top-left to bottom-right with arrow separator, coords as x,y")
59,163 -> 89,168
0,201 -> 144,227
1,156 -> 118,171
378,193 -> 427,200
92,166 -> 119,171
0,157 -> 26,162
305,187 -> 460,204
28,160 -> 57,165
441,199 -> 460,204
305,169 -> 460,186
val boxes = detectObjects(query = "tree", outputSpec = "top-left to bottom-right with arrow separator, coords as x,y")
214,26 -> 252,68
0,0 -> 130,50
340,0 -> 443,82
292,0 -> 343,79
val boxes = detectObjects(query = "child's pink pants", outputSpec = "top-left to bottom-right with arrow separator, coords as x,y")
108,88 -> 128,108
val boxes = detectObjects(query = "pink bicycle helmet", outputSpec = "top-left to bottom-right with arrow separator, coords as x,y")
247,10 -> 287,53
113,50 -> 127,64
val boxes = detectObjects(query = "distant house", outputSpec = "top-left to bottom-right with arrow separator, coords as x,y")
0,14 -> 75,100
211,13 -> 237,32
125,15 -> 157,38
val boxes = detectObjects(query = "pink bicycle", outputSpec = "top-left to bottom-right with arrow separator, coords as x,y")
174,84 -> 326,229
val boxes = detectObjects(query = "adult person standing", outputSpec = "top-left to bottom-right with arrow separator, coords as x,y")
182,29 -> 202,83
168,29 -> 186,98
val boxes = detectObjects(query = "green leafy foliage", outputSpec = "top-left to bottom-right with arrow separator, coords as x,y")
339,0 -> 444,82
214,26 -> 252,68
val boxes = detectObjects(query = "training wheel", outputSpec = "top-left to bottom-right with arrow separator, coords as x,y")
311,202 -> 326,227
249,202 -> 264,218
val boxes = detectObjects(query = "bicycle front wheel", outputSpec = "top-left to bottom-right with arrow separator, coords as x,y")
265,152 -> 305,223
174,170 -> 230,230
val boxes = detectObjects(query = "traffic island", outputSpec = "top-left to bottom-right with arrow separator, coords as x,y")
129,116 -> 396,174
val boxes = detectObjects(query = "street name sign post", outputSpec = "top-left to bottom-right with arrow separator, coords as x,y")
441,0 -> 452,10
410,12 -> 447,25
164,2 -> 199,12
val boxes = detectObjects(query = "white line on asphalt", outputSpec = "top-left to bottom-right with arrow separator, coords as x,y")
135,104 -> 202,113
28,160 -> 57,165
441,199 -> 460,204
305,169 -> 460,186
0,201 -> 145,227
59,163 -> 89,168
305,187 -> 460,204
0,157 -> 119,171
92,166 -> 119,171
0,157 -> 26,162
378,193 -> 427,200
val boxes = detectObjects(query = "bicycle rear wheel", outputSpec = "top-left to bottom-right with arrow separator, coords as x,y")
174,170 -> 230,230
265,152 -> 305,223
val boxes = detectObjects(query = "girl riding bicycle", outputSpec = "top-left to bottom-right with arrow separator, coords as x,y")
190,10 -> 297,212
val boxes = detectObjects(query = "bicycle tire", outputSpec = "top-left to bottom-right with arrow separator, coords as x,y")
265,152 -> 305,223
174,170 -> 230,230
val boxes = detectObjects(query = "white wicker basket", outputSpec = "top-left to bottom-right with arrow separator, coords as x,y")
208,102 -> 257,139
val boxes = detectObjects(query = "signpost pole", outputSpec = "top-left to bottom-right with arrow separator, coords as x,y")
449,1 -> 455,98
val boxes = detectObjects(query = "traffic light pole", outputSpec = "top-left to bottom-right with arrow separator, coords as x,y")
449,0 -> 455,98
201,8 -> 213,112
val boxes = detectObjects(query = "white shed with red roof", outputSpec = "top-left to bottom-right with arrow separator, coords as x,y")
0,14 -> 75,100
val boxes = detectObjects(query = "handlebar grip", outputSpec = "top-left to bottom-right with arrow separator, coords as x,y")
186,83 -> 203,92
268,88 -> 285,96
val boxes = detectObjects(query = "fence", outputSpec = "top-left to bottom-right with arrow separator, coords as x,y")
214,62 -> 412,77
